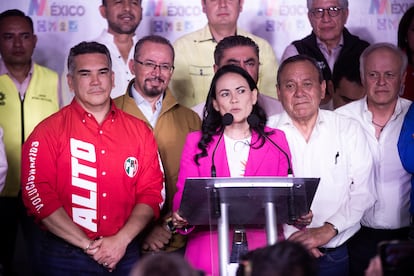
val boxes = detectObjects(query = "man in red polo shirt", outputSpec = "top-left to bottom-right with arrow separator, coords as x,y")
21,41 -> 164,275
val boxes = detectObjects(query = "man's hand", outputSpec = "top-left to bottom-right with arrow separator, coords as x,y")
294,210 -> 313,228
90,204 -> 154,271
172,211 -> 188,229
288,223 -> 337,258
365,255 -> 383,276
141,223 -> 172,251
91,235 -> 129,272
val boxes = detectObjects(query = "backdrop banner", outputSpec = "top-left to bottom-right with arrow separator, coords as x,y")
0,0 -> 411,75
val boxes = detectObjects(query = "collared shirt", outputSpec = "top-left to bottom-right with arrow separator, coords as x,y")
95,30 -> 137,98
315,36 -> 343,72
0,59 -> 34,100
171,25 -> 278,108
336,97 -> 412,229
21,99 -> 164,239
268,110 -> 375,248
130,84 -> 163,128
60,30 -> 137,106
281,35 -> 344,72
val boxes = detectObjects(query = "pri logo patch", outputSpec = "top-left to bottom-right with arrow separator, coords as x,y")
124,157 -> 138,178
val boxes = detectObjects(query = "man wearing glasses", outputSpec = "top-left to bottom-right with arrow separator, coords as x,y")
281,0 -> 369,110
114,35 -> 201,255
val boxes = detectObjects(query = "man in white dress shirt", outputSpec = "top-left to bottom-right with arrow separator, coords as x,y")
61,0 -> 142,105
268,54 -> 375,276
336,42 -> 412,276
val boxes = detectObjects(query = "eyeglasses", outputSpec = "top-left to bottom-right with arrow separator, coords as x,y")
310,6 -> 343,18
134,59 -> 174,73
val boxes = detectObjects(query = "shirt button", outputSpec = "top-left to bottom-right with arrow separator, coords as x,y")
99,130 -> 103,135
103,215 -> 107,220
102,171 -> 106,176
87,113 -> 92,117
101,150 -> 105,154
102,193 -> 107,197
82,119 -> 86,123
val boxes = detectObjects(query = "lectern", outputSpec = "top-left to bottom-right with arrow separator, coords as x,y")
179,176 -> 319,276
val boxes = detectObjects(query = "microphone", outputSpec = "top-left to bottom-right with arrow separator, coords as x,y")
247,114 -> 293,176
211,113 -> 233,177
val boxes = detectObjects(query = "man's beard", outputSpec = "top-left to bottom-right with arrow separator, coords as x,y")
143,85 -> 164,98
107,20 -> 139,35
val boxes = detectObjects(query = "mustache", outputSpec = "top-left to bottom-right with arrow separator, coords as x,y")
145,77 -> 165,83
119,12 -> 135,19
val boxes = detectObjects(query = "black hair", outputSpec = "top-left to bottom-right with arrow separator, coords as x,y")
0,9 -> 34,33
195,65 -> 269,165
130,253 -> 200,276
214,35 -> 259,65
398,5 -> 414,65
332,57 -> 362,90
67,41 -> 112,74
237,241 -> 318,276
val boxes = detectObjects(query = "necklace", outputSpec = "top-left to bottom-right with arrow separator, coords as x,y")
372,120 -> 386,131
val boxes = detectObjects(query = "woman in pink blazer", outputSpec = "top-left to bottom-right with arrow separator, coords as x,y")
172,65 -> 301,275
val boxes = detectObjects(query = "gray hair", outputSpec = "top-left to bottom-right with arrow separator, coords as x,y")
307,0 -> 348,10
359,42 -> 408,82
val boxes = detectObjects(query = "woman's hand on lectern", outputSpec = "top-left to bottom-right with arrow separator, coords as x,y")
172,211 -> 188,229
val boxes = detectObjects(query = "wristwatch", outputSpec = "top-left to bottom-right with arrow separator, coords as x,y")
165,217 -> 176,234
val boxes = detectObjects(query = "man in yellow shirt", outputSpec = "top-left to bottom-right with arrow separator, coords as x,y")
0,9 -> 59,275
170,0 -> 278,108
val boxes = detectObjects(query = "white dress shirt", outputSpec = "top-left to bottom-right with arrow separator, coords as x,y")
268,110 -> 375,248
336,97 -> 412,229
130,84 -> 163,128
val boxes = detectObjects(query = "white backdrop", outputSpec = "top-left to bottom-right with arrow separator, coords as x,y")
0,0 -> 412,75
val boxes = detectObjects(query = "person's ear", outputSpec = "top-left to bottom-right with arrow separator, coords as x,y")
252,88 -> 258,105
213,64 -> 219,73
33,34 -> 38,48
111,71 -> 115,89
67,74 -> 74,92
321,80 -> 327,99
239,0 -> 244,12
99,5 -> 107,19
201,0 -> 206,14
343,8 -> 349,25
276,84 -> 282,100
212,99 -> 219,111
129,59 -> 136,76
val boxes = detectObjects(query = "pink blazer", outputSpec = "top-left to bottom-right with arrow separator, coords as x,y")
173,127 -> 291,275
